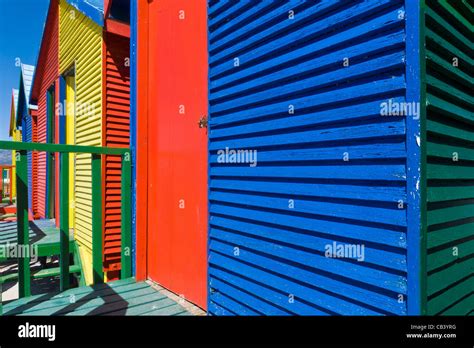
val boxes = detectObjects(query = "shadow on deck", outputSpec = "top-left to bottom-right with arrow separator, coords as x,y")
2,278 -> 191,316
0,219 -> 82,297
0,219 -> 75,261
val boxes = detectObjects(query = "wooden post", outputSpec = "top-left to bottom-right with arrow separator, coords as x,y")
1,167 -> 4,200
17,150 -> 30,298
60,152 -> 70,291
92,154 -> 103,284
9,167 -> 13,203
121,152 -> 132,279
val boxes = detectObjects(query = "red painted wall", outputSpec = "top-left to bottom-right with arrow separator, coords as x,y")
32,115 -> 38,218
136,0 -> 208,309
30,0 -> 59,221
55,80 -> 60,227
102,31 -> 130,279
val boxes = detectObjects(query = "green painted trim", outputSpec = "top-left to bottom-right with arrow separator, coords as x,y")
0,240 -> 76,263
419,0 -> 428,316
17,150 -> 30,298
0,140 -> 130,155
0,265 -> 81,284
92,154 -> 104,284
37,240 -> 75,257
73,241 -> 86,287
60,152 -> 70,291
121,152 -> 132,279
35,265 -> 81,279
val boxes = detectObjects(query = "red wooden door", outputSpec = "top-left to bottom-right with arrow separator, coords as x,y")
146,0 -> 208,309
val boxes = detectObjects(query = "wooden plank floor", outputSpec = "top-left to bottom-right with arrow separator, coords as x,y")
0,219 -> 57,245
2,278 -> 192,316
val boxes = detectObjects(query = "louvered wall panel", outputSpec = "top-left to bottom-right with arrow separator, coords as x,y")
24,116 -> 33,211
424,0 -> 474,316
208,0 -> 408,315
37,105 -> 47,219
59,0 -> 103,285
35,0 -> 59,220
11,130 -> 21,198
102,32 -> 130,276
32,116 -> 38,216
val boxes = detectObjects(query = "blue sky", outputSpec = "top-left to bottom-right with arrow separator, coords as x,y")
0,0 -> 49,141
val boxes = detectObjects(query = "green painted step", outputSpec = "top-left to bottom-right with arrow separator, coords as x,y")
3,277 -> 137,311
0,265 -> 81,284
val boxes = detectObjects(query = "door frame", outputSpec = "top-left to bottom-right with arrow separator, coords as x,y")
134,0 -> 149,281
133,0 -> 209,293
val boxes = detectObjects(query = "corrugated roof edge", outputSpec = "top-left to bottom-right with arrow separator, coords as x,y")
13,89 -> 19,113
20,63 -> 38,111
66,0 -> 104,27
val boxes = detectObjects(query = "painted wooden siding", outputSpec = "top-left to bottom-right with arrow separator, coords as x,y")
66,76 -> 76,230
18,64 -> 36,214
208,0 -> 409,315
10,90 -> 20,199
102,32 -> 130,276
32,115 -> 38,216
35,0 -> 59,220
37,111 -> 47,219
11,130 -> 21,198
24,116 -> 33,211
59,0 -> 103,285
424,0 -> 474,315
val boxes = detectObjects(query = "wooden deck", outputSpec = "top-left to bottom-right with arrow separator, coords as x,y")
2,278 -> 192,316
0,219 -> 82,286
0,219 -> 75,262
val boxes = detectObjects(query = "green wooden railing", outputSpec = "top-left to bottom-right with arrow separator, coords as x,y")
0,141 -> 132,298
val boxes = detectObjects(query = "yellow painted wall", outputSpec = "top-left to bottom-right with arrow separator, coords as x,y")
11,149 -> 15,198
66,76 -> 75,230
59,0 -> 102,285
11,130 -> 21,198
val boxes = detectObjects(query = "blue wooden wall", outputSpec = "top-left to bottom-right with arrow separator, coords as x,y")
207,0 -> 410,315
22,116 -> 33,211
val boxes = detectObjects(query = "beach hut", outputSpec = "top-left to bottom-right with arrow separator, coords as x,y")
30,0 -> 60,223
16,63 -> 37,218
58,0 -> 130,283
206,0 -> 473,315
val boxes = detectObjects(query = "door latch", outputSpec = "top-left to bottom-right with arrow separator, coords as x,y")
198,115 -> 208,129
